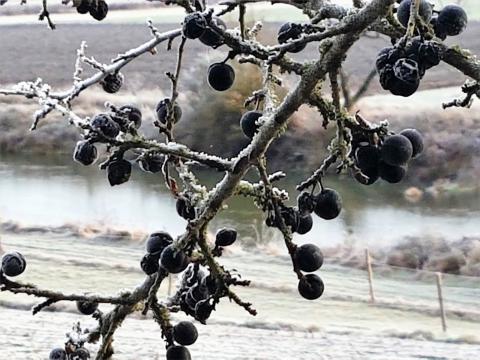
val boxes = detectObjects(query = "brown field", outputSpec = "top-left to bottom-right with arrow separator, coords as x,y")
1,22 -> 479,90
1,22 -> 480,188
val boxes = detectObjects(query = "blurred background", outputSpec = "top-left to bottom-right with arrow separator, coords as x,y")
0,1 -> 480,359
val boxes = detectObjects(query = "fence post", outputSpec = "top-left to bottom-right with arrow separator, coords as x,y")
167,274 -> 173,296
365,248 -> 375,303
436,272 -> 447,332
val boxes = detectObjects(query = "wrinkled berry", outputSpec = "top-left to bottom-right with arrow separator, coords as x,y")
182,12 -> 207,39
294,244 -> 323,272
176,196 -> 196,220
195,299 -> 213,322
376,46 -> 404,72
314,188 -> 342,220
381,134 -> 413,166
396,0 -> 432,28
101,72 -> 123,93
379,161 -> 407,183
160,244 -> 189,274
166,345 -> 191,360
118,104 -> 142,129
215,228 -> 237,247
277,22 -> 306,53
297,191 -> 316,214
146,231 -> 173,254
207,62 -> 235,91
437,4 -> 467,37
417,41 -> 444,70
200,17 -> 226,47
139,154 -> 164,173
173,321 -> 198,346
107,159 -> 132,186
49,348 -> 67,360
298,274 -> 324,300
296,213 -> 313,235
90,113 -> 120,138
89,0 -> 108,21
141,253 -> 160,275
76,300 -> 98,315
400,128 -> 424,158
156,98 -> 182,124
1,251 -> 26,277
240,111 -> 262,139
73,140 -> 98,166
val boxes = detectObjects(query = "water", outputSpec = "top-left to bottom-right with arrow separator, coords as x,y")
1,155 -> 480,359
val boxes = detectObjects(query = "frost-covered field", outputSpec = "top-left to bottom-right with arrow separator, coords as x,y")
1,228 -> 479,359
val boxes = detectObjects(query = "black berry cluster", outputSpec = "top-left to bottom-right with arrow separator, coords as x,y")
1,251 -> 26,277
175,264 -> 217,323
353,128 -> 424,185
376,38 -> 444,97
295,244 -> 325,300
76,0 -> 109,21
140,231 -> 173,275
72,104 -> 145,186
49,346 -> 90,360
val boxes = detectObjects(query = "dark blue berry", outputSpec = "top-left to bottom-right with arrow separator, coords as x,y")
379,161 -> 407,183
215,228 -> 237,247
240,111 -> 262,139
76,300 -> 98,315
1,251 -> 26,277
160,244 -> 189,274
166,345 -> 191,360
277,22 -> 306,53
200,17 -> 226,47
182,12 -> 207,39
49,348 -> 67,360
400,128 -> 424,158
107,159 -> 132,186
140,253 -> 160,275
296,213 -> 313,235
298,274 -> 324,300
173,321 -> 198,346
146,231 -> 173,254
156,98 -> 182,124
73,140 -> 98,166
314,189 -> 342,220
207,63 -> 235,91
381,134 -> 413,166
90,113 -> 120,138
397,0 -> 432,28
437,4 -> 467,36
294,244 -> 323,272
101,72 -> 123,93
